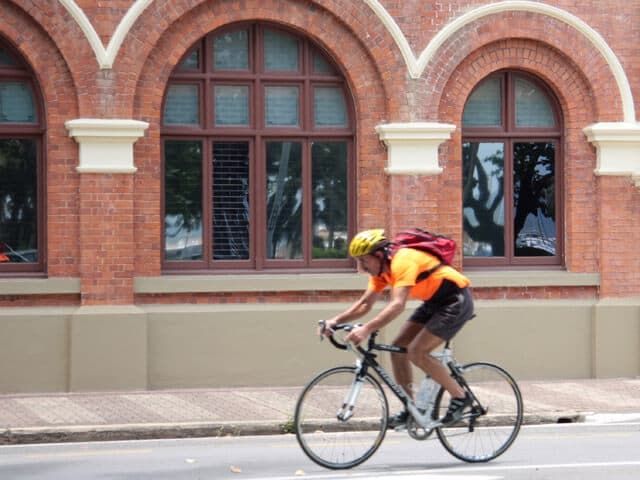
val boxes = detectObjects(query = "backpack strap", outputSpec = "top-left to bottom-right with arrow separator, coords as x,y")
415,263 -> 443,282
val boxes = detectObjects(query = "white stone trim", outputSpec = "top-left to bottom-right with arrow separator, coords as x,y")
583,122 -> 640,187
65,119 -> 149,173
59,0 -> 635,122
375,122 -> 456,175
364,0 -> 635,123
58,0 -> 153,69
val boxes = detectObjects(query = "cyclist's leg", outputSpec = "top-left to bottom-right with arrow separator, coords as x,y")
407,288 -> 474,398
390,321 -> 423,398
386,321 -> 423,427
406,328 -> 464,398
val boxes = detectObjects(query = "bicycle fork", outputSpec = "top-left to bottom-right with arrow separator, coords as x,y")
337,363 -> 366,422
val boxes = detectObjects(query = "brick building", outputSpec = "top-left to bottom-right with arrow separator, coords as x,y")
0,0 -> 638,393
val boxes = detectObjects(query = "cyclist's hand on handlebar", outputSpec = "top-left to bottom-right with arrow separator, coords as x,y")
344,323 -> 370,346
317,319 -> 337,338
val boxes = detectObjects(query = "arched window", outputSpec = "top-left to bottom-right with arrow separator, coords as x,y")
462,71 -> 562,267
161,22 -> 354,271
0,40 -> 44,273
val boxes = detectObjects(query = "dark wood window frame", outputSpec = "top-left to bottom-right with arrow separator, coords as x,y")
161,22 -> 356,273
462,70 -> 564,268
0,39 -> 46,275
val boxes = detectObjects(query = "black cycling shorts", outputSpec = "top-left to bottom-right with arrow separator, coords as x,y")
408,283 -> 474,341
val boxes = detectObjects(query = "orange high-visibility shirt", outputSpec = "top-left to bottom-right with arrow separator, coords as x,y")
368,248 -> 470,301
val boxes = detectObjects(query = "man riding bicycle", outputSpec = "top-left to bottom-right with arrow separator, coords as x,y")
322,229 -> 475,427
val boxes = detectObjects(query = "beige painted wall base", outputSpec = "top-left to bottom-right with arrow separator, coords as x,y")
593,298 -> 640,377
0,298 -> 638,393
70,306 -> 148,391
0,307 -> 73,392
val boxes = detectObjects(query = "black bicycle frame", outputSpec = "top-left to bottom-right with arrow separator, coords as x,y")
356,335 -> 413,409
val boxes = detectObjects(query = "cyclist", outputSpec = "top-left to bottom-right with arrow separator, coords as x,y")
322,229 -> 475,427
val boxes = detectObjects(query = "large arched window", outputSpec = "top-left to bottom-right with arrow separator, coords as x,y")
462,71 -> 563,267
161,22 -> 354,271
0,40 -> 44,273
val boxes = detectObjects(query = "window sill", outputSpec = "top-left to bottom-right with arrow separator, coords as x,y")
0,277 -> 81,295
0,271 -> 599,296
466,270 -> 600,288
134,273 -> 366,294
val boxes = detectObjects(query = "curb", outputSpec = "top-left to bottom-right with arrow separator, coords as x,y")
0,412 -> 584,446
0,421 -> 286,446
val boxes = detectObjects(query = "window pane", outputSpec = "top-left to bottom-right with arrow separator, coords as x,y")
0,82 -> 36,123
312,142 -> 348,259
0,139 -> 38,263
314,87 -> 347,127
164,84 -> 199,125
164,141 -> 203,260
214,30 -> 249,70
178,49 -> 200,71
514,142 -> 556,256
266,141 -> 302,259
265,86 -> 299,126
462,142 -> 505,256
212,141 -> 250,260
462,77 -> 501,127
214,85 -> 249,126
0,46 -> 17,66
515,78 -> 555,127
264,29 -> 298,71
312,52 -> 335,74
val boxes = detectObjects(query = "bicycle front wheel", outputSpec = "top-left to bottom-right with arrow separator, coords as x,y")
434,362 -> 523,463
294,366 -> 388,469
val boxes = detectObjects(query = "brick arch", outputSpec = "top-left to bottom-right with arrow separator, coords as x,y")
131,0 -> 388,274
418,11 -> 619,124
440,39 -> 596,128
438,38 -> 599,273
0,1 -> 81,278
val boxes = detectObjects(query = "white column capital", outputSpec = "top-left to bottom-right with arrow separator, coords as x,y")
375,122 -> 456,175
65,118 -> 149,173
583,122 -> 640,188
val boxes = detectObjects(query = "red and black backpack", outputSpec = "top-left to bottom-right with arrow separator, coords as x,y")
386,228 -> 457,281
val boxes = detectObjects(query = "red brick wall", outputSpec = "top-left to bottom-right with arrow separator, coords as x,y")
2,0 -> 639,304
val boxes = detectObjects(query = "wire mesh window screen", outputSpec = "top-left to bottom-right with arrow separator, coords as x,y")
212,141 -> 250,260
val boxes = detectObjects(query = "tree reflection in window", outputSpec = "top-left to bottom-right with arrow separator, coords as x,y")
462,71 -> 561,266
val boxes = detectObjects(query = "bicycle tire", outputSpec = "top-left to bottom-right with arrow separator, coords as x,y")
294,366 -> 389,469
434,362 -> 523,463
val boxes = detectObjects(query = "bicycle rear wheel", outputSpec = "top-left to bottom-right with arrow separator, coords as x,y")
434,362 -> 523,462
294,366 -> 388,469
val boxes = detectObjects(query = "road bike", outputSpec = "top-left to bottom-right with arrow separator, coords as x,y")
294,321 -> 523,469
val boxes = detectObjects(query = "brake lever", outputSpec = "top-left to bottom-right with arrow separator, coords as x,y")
318,320 -> 335,342
318,320 -> 325,341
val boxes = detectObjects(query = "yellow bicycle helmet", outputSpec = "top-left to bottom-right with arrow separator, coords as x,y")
348,229 -> 387,257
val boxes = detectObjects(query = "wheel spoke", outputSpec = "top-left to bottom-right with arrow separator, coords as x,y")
295,367 -> 388,469
435,362 -> 523,462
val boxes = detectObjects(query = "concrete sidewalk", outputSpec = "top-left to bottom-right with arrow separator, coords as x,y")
1,377 -> 639,445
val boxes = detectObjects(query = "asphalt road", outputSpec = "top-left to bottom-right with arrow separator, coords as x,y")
1,420 -> 640,479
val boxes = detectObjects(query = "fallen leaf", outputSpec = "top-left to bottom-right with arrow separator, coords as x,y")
230,465 -> 242,473
295,469 -> 305,476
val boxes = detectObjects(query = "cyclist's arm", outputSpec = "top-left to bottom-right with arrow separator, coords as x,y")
353,285 -> 410,338
325,288 -> 381,330
369,285 -> 410,329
